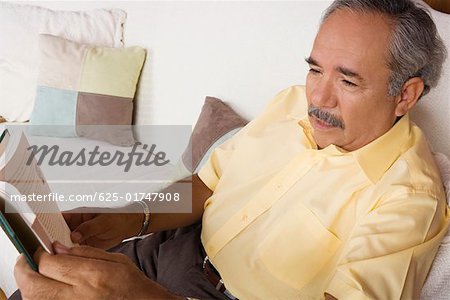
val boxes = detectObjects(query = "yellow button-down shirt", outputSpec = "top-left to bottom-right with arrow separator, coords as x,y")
198,86 -> 449,300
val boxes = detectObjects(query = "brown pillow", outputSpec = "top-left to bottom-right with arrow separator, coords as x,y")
181,96 -> 248,173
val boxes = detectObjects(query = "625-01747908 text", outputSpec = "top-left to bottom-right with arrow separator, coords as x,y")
8,192 -> 181,203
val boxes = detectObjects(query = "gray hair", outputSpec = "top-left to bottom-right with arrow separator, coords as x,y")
322,0 -> 447,97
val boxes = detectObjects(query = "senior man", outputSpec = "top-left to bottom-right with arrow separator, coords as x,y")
12,0 -> 449,299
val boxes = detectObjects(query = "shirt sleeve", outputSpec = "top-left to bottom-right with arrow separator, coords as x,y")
198,85 -> 305,191
197,132 -> 242,191
325,192 -> 449,300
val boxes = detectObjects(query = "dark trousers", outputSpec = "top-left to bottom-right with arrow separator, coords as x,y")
9,223 -> 228,300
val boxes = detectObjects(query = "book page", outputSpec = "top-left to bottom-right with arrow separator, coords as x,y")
4,133 -> 51,197
1,131 -> 74,249
34,212 -> 74,247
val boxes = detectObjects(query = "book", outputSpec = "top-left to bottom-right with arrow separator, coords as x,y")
0,127 -> 74,271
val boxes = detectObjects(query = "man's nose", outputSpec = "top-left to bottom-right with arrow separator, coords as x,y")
310,80 -> 337,108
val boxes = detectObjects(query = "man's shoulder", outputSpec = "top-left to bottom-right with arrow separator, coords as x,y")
258,85 -> 308,120
269,85 -> 307,107
384,125 -> 445,201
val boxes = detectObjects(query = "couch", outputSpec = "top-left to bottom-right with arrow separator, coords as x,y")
0,1 -> 449,298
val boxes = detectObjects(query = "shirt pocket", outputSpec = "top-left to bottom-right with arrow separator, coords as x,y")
257,204 -> 341,290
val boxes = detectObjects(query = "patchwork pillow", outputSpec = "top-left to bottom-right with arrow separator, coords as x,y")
173,97 -> 248,180
29,34 -> 146,146
0,2 -> 126,122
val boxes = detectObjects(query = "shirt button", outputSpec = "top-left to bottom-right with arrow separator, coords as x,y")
241,214 -> 248,222
208,245 -> 215,253
276,183 -> 283,189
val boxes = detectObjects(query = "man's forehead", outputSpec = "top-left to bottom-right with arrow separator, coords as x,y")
318,10 -> 391,47
311,9 -> 392,71
320,8 -> 393,34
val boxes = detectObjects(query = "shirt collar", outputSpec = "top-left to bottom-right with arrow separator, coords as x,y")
297,117 -> 348,155
297,114 -> 411,183
297,117 -> 317,149
353,114 -> 411,184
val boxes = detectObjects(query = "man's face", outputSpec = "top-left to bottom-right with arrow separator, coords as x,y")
306,9 -> 400,152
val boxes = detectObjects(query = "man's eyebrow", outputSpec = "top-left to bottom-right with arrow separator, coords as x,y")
305,57 -> 366,83
305,57 -> 320,66
336,66 -> 365,82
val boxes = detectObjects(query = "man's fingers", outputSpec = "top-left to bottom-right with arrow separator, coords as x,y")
15,254 -> 38,286
62,212 -> 80,231
62,207 -> 97,232
64,244 -> 130,264
82,235 -> 120,250
14,254 -> 72,299
71,217 -> 104,243
34,244 -> 130,287
34,246 -> 94,286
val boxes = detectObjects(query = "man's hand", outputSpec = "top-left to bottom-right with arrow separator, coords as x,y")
14,243 -> 182,300
63,207 -> 142,249
63,175 -> 212,250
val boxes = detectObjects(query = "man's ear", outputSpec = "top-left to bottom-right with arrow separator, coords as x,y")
394,77 -> 424,117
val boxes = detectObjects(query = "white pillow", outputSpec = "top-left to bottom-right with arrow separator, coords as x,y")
434,152 -> 450,203
410,1 -> 450,159
421,152 -> 450,300
0,3 -> 126,122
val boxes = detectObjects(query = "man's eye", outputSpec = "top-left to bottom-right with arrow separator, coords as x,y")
342,80 -> 357,87
309,68 -> 321,74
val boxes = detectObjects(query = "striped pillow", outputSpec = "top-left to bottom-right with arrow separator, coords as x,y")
29,34 -> 146,146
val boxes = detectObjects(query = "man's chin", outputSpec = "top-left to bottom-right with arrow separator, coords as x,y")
312,132 -> 338,150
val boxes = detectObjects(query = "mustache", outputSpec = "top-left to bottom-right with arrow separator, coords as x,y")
307,105 -> 345,129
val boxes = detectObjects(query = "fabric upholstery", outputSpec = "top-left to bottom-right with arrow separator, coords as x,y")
30,34 -> 146,146
181,97 -> 248,173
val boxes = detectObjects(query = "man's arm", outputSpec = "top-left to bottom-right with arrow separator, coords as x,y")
143,174 -> 213,233
64,174 -> 212,249
13,176 -> 212,300
323,193 -> 447,299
